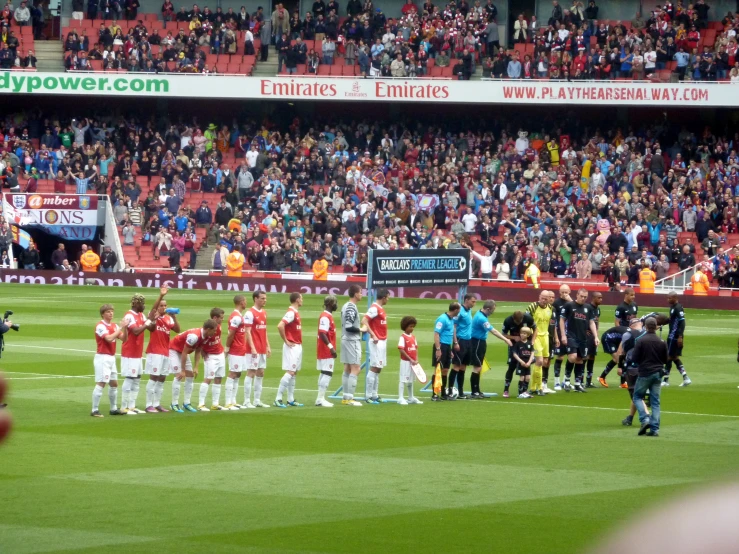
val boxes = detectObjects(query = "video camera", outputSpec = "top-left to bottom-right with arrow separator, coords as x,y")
3,311 -> 19,332
1,310 -> 19,359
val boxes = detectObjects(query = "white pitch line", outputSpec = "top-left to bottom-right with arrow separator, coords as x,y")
8,375 -> 93,380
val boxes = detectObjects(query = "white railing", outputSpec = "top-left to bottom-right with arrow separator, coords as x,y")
653,244 -> 737,293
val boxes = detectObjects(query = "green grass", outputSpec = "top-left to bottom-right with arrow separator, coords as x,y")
1,283 -> 739,554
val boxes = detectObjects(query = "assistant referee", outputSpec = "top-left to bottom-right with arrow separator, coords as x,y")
432,302 -> 461,401
450,294 -> 476,399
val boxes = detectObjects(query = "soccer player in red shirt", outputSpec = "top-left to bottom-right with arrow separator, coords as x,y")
315,295 -> 338,407
120,293 -> 149,415
225,295 -> 248,410
91,304 -> 126,418
143,287 -> 180,412
398,316 -> 423,405
169,320 -> 218,413
361,288 -> 389,404
243,291 -> 271,408
275,292 -> 303,407
194,308 -> 227,411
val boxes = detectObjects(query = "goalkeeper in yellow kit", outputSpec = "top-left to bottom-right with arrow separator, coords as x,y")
527,291 -> 553,396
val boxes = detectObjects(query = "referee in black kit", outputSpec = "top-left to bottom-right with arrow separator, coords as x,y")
632,317 -> 668,437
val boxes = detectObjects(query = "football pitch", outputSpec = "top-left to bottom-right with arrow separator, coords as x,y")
2,283 -> 739,554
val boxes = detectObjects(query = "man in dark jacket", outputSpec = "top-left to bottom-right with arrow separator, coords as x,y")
631,317 -> 668,437
19,244 -> 40,269
195,201 -> 212,227
100,246 -> 118,272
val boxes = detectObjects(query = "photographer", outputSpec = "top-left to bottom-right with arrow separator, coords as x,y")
0,310 -> 19,365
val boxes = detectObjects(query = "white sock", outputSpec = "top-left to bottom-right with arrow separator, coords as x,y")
243,376 -> 253,405
212,383 -> 222,405
184,377 -> 194,405
254,376 -> 263,403
347,374 -> 357,399
233,377 -> 240,405
199,382 -> 209,406
287,374 -> 296,402
92,384 -> 104,411
555,376 -> 561,385
130,379 -> 140,409
171,378 -> 181,406
407,382 -> 415,400
121,378 -> 132,409
225,377 -> 234,405
372,372 -> 380,398
154,381 -> 164,407
276,373 -> 290,401
342,372 -> 351,399
398,380 -> 405,400
366,372 -> 376,399
317,373 -> 331,402
146,379 -> 156,407
108,386 -> 118,411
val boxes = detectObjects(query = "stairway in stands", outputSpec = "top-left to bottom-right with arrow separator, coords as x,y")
34,41 -> 65,72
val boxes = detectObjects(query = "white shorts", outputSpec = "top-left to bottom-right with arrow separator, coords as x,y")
94,354 -> 117,383
317,358 -> 335,373
204,353 -> 226,380
228,354 -> 247,373
145,353 -> 170,376
248,353 -> 268,371
282,344 -> 303,372
369,340 -> 387,368
168,349 -> 192,374
399,360 -> 413,383
120,356 -> 143,378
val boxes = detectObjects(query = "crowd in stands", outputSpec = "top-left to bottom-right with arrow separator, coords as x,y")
45,0 -> 739,80
492,0 -> 739,82
3,109 -> 739,286
0,0 -> 43,69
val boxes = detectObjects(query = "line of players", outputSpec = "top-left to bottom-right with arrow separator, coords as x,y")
90,284 -> 429,417
497,284 -> 690,400
89,282 -> 691,416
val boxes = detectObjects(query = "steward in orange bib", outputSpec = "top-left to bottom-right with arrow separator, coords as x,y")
226,244 -> 245,277
638,263 -> 656,294
313,254 -> 328,280
689,267 -> 709,295
80,248 -> 101,272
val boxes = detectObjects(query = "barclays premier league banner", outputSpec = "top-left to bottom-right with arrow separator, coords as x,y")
369,249 -> 470,287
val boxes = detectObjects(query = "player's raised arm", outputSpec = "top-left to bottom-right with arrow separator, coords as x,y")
147,286 -> 169,321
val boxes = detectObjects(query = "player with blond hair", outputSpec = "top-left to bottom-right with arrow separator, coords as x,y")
91,304 -> 126,417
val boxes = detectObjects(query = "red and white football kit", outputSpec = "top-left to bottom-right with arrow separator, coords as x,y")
316,310 -> 336,373
281,306 -> 303,372
366,302 -> 388,368
228,309 -> 248,373
244,306 -> 268,370
169,328 -> 206,373
398,333 -> 418,384
94,320 -> 119,383
201,324 -> 226,379
120,309 -> 146,378
145,314 -> 175,376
